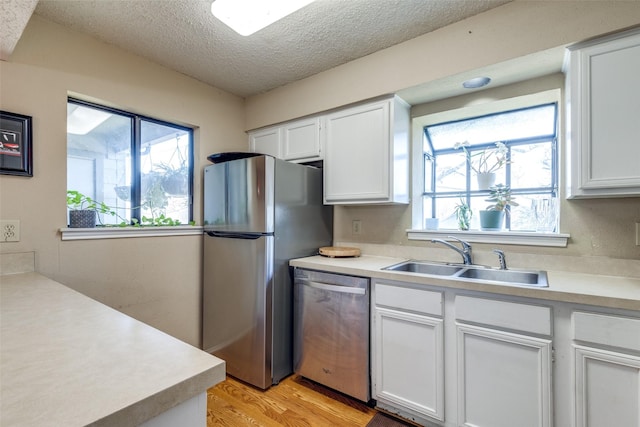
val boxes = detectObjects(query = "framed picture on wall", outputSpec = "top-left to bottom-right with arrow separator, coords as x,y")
0,111 -> 33,177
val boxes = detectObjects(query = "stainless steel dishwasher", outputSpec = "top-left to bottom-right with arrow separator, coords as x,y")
293,268 -> 370,402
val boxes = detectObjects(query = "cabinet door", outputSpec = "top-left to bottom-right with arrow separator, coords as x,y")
572,311 -> 640,427
249,127 -> 281,158
324,100 -> 391,203
574,345 -> 640,427
567,28 -> 640,197
456,323 -> 552,427
373,307 -> 444,421
283,117 -> 322,162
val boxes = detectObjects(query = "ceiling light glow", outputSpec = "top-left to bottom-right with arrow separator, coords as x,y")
211,0 -> 316,36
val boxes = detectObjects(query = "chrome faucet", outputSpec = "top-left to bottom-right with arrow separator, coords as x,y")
493,249 -> 507,270
431,236 -> 473,265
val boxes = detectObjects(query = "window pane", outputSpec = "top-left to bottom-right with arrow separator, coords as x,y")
435,152 -> 467,193
423,155 -> 433,193
510,195 -> 558,232
433,196 -> 462,229
426,104 -> 556,150
67,100 -> 193,227
141,121 -> 190,224
67,103 -> 132,225
421,101 -> 558,234
510,142 -> 552,189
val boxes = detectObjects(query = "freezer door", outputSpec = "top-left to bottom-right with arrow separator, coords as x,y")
203,155 -> 274,233
203,233 -> 274,389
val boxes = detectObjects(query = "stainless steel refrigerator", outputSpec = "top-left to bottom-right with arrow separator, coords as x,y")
202,153 -> 332,389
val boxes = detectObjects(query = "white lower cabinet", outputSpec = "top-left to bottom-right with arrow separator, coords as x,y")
369,277 -> 640,427
455,295 -> 553,427
456,324 -> 552,427
372,281 -> 444,424
572,312 -> 640,427
372,282 -> 554,427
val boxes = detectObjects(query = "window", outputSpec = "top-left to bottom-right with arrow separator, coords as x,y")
67,99 -> 193,226
421,103 -> 558,232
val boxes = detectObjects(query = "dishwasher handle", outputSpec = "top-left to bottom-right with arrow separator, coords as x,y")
300,280 -> 366,295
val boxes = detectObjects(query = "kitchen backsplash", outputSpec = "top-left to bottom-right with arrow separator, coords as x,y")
0,252 -> 35,275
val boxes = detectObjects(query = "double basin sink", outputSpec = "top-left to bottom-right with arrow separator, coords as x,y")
383,261 -> 548,287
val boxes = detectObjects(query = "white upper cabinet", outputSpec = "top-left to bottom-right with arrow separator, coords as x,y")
566,27 -> 640,198
248,95 -> 410,203
282,117 -> 323,163
323,96 -> 410,205
248,117 -> 322,163
249,126 -> 282,158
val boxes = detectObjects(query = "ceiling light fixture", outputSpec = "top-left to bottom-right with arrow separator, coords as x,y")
462,76 -> 491,89
211,0 -> 316,36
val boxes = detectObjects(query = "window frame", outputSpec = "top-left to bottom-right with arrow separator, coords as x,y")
66,97 -> 194,228
423,103 -> 559,230
409,89 -> 570,247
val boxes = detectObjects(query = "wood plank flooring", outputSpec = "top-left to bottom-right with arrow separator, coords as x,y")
207,374 -> 377,426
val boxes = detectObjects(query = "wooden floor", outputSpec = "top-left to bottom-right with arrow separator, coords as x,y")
207,374 -> 377,426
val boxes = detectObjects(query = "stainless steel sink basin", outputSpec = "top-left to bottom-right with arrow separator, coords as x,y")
383,261 -> 548,287
383,261 -> 463,276
456,268 -> 548,287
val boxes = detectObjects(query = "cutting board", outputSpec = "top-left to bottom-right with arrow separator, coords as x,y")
319,246 -> 361,258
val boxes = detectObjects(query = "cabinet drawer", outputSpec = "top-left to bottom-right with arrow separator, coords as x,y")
456,295 -> 552,336
573,311 -> 640,352
374,282 -> 442,316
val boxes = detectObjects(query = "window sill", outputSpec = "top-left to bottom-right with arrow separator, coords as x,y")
61,226 -> 203,241
407,229 -> 570,247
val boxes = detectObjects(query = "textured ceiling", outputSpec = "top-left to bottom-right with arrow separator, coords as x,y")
0,0 -> 38,60
29,0 -> 513,98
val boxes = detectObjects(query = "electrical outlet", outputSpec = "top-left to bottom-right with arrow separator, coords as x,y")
636,222 -> 640,246
1,220 -> 20,242
352,220 -> 362,235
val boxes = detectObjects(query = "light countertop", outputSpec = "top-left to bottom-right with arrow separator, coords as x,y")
0,272 -> 225,427
290,255 -> 640,311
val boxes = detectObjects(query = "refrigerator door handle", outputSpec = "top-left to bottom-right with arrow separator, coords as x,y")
206,231 -> 270,239
303,280 -> 366,295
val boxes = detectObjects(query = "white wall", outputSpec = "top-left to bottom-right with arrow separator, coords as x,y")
0,16 -> 247,346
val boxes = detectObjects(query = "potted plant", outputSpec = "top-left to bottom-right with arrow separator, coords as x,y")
114,185 -> 131,201
158,164 -> 189,195
156,138 -> 190,196
67,190 -> 194,228
480,184 -> 519,230
66,190 -> 118,228
454,198 -> 472,231
454,141 -> 510,190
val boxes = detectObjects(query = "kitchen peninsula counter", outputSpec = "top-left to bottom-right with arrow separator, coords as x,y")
290,255 -> 640,311
0,272 -> 225,427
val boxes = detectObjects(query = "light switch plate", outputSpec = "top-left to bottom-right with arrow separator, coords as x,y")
636,222 -> 640,246
1,220 -> 20,242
